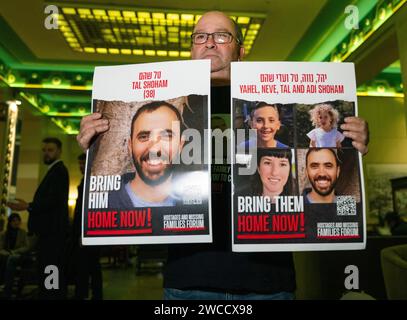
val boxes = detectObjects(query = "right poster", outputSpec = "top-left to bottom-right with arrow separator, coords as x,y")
231,62 -> 366,252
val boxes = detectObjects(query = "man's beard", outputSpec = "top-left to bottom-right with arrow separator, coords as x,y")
309,174 -> 337,197
43,156 -> 56,165
132,152 -> 174,187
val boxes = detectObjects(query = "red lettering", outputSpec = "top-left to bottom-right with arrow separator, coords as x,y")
238,215 -> 269,232
87,211 -> 118,229
272,214 -> 300,232
88,211 -> 95,228
120,209 -> 148,227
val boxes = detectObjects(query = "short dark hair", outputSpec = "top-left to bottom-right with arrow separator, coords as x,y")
130,101 -> 183,138
250,102 -> 280,119
305,148 -> 341,167
42,137 -> 62,149
78,153 -> 86,161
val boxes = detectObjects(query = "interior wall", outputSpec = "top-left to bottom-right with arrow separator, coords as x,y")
358,95 -> 407,222
359,96 -> 407,163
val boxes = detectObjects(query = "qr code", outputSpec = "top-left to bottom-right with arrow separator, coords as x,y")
182,185 -> 202,205
336,196 -> 356,216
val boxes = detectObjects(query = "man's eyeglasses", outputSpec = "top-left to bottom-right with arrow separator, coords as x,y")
191,32 -> 240,45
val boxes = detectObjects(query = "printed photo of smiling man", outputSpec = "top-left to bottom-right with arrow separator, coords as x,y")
297,148 -> 361,204
108,101 -> 186,208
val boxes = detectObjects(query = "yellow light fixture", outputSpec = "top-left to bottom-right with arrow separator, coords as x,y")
181,14 -> 194,21
145,50 -> 156,56
123,11 -> 135,18
62,8 -> 76,15
121,49 -> 132,55
237,16 -> 250,24
108,10 -> 121,17
96,48 -> 107,54
59,6 -> 265,58
167,13 -> 179,20
133,49 -> 144,55
93,9 -> 106,16
157,50 -> 167,56
108,48 -> 120,54
78,8 -> 91,15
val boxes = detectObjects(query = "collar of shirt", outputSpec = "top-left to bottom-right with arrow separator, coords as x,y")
47,159 -> 62,171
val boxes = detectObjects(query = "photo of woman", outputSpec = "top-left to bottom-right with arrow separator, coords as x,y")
251,148 -> 296,200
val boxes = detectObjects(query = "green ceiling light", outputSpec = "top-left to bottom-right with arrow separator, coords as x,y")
19,91 -> 88,134
0,54 -> 93,91
42,105 -> 50,113
7,73 -> 16,84
357,90 -> 404,98
54,4 -> 265,58
51,76 -> 62,86
51,118 -> 79,135
328,0 -> 407,62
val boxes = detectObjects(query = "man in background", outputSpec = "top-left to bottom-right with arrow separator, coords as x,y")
7,137 -> 69,299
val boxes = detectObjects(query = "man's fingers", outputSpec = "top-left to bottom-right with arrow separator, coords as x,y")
341,116 -> 369,147
341,123 -> 362,133
77,113 -> 109,150
352,141 -> 368,155
341,117 -> 367,132
82,112 -> 103,122
80,115 -> 108,131
343,117 -> 369,154
77,123 -> 109,150
342,129 -> 367,142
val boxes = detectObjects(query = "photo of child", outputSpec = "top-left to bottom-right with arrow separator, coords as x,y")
307,103 -> 344,148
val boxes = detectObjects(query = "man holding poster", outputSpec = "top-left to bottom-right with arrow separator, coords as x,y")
109,101 -> 185,208
77,11 -> 369,300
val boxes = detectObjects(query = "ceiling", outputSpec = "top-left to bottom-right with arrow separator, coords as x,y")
0,0 -> 328,64
0,0 -> 405,134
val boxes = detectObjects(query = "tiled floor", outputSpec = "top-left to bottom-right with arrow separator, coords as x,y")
3,255 -> 165,300
101,262 -> 164,300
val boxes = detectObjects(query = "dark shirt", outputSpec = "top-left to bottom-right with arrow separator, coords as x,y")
163,86 -> 296,294
28,161 -> 69,238
73,178 -> 84,241
5,229 -> 18,250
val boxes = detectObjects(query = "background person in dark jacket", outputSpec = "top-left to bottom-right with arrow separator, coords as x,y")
7,137 -> 69,299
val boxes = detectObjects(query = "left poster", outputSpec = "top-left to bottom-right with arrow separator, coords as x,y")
82,60 -> 212,245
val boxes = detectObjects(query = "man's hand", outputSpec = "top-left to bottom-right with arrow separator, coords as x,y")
341,116 -> 369,155
76,113 -> 109,151
7,198 -> 29,211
